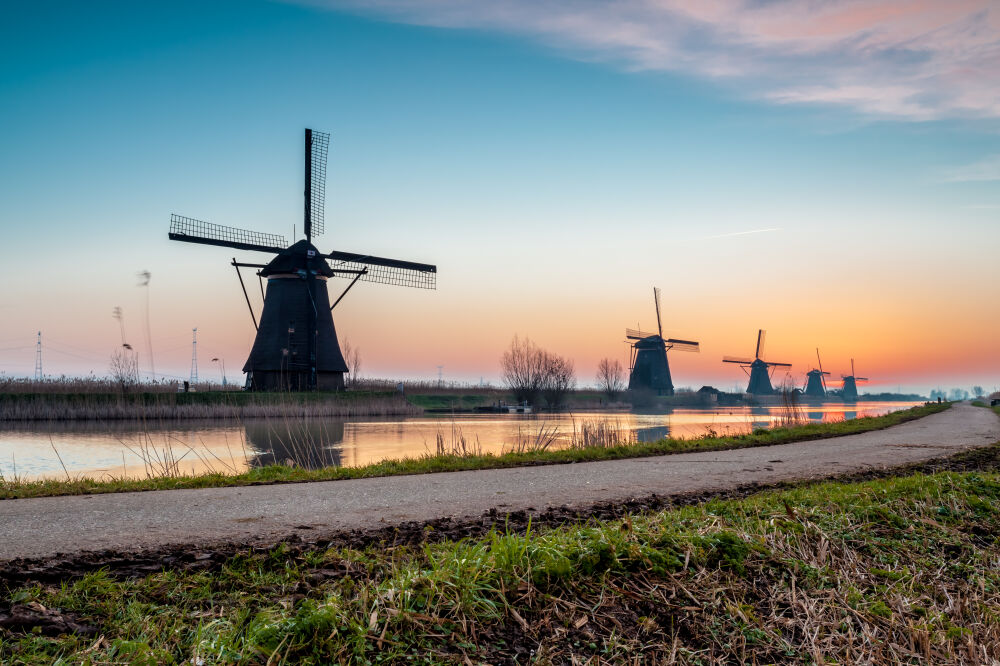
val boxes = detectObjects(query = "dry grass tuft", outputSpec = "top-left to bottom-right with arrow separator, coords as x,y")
570,417 -> 637,449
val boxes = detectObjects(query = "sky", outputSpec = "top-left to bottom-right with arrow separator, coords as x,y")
1,0 -> 998,394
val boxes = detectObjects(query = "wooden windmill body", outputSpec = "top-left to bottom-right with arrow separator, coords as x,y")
804,348 -> 831,398
722,330 -> 792,395
625,287 -> 699,396
168,129 -> 437,391
841,358 -> 869,402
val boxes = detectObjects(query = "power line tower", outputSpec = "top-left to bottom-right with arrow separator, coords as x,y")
34,331 -> 42,380
190,328 -> 198,384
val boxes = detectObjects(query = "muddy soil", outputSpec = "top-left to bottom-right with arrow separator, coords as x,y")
2,442 -> 996,590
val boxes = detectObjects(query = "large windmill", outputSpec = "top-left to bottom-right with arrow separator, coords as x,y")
804,348 -> 831,398
841,358 -> 869,401
625,287 -> 699,396
168,129 -> 437,391
722,330 -> 792,395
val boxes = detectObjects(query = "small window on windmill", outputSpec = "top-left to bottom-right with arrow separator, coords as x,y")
307,249 -> 316,258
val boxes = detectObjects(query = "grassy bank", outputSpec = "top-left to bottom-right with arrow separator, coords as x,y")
405,389 -> 629,411
0,403 -> 949,500
2,463 -> 998,662
0,391 -> 419,421
972,399 -> 1000,417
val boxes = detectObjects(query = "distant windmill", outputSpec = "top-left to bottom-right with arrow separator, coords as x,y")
625,287 -> 699,396
841,358 -> 869,402
722,329 -> 792,395
804,348 -> 830,398
168,128 -> 437,391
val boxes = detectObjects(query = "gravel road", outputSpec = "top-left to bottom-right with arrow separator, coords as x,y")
2,403 -> 997,561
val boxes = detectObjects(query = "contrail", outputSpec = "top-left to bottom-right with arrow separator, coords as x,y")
698,227 -> 781,240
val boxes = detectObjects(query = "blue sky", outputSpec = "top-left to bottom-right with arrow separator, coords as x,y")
1,1 -> 998,391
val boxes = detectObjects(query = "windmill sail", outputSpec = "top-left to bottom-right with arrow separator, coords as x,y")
722,356 -> 754,364
326,251 -> 437,289
625,328 -> 659,340
664,338 -> 700,352
169,215 -> 287,254
305,129 -> 329,239
654,287 -> 663,338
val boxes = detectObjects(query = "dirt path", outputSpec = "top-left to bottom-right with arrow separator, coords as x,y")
2,403 -> 997,562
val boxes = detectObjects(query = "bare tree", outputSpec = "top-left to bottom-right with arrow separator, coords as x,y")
973,386 -> 984,398
109,347 -> 139,396
500,335 -> 547,405
596,358 -> 626,399
342,340 -> 362,388
540,352 -> 575,409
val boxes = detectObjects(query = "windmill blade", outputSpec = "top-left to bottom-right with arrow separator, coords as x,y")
653,286 -> 663,338
626,327 -> 658,340
168,214 -> 287,254
665,338 -> 699,352
856,377 -> 869,381
326,250 -> 437,289
755,329 -> 766,360
816,348 -> 827,391
766,361 -> 793,368
304,128 -> 330,240
851,358 -> 855,377
722,356 -> 753,364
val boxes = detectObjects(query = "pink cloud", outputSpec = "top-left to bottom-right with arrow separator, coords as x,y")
301,0 -> 1000,119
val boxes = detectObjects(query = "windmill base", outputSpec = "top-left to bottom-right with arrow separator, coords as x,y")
245,370 -> 345,392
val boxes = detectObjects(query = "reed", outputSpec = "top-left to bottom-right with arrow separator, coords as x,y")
0,392 -> 420,421
430,423 -> 483,457
775,388 -> 806,427
0,376 -> 179,394
502,423 -> 561,453
569,417 -> 636,449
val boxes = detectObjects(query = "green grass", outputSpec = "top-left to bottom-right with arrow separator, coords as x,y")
971,399 -> 1000,416
0,403 -> 949,501
404,393 -> 497,411
2,464 -> 998,663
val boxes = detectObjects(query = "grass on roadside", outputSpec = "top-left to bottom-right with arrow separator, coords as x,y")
2,464 -> 998,663
971,399 -> 1000,417
0,403 -> 950,501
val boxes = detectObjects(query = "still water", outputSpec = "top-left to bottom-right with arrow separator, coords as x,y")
0,402 -> 920,481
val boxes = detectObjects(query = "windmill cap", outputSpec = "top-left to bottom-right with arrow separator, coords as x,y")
259,240 -> 335,277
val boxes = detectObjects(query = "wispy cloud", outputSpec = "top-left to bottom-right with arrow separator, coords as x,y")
942,155 -> 1000,182
306,0 -> 1000,120
697,228 -> 782,241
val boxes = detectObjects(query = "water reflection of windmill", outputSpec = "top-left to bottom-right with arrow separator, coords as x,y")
167,129 -> 437,391
841,358 -> 869,402
244,420 -> 346,469
722,330 -> 792,395
804,348 -> 831,398
625,287 -> 699,396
